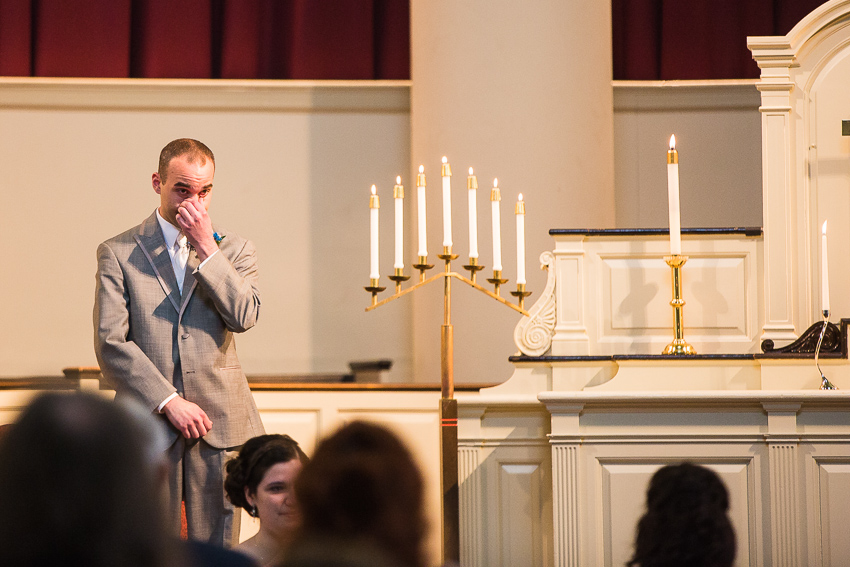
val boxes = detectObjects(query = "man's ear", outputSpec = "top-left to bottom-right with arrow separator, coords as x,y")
152,172 -> 162,194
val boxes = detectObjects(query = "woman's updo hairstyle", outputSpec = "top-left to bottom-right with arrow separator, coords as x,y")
224,434 -> 308,513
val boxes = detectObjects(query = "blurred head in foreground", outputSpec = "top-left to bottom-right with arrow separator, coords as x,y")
627,462 -> 736,567
285,421 -> 426,567
0,392 -> 174,567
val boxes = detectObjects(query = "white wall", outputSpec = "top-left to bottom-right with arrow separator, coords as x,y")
0,78 -> 763,382
0,79 -> 413,380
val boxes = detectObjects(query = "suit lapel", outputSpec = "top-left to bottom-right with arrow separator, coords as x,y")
134,212 -> 181,313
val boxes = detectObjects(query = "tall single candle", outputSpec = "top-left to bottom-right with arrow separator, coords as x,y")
394,176 -> 404,270
822,220 -> 830,313
441,156 -> 453,248
491,179 -> 502,271
417,165 -> 427,257
516,193 -> 526,285
667,135 -> 682,255
468,167 -> 479,259
370,184 -> 380,280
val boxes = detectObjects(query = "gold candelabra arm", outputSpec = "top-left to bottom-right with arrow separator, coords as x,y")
364,278 -> 386,307
487,269 -> 509,296
462,257 -> 485,283
510,283 -> 533,311
412,255 -> 435,283
388,268 -> 411,294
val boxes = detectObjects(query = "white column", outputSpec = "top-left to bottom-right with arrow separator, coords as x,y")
748,42 -> 803,346
459,443 -> 483,567
763,402 -> 803,567
410,0 -> 615,383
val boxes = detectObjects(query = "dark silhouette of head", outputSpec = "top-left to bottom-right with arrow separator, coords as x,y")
224,433 -> 309,513
0,392 -> 175,567
627,462 -> 736,567
291,421 -> 426,567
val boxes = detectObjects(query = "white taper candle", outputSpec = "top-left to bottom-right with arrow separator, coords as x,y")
417,166 -> 427,257
491,179 -> 502,272
667,135 -> 682,255
468,167 -> 478,259
369,185 -> 380,279
516,193 -> 526,285
394,176 -> 404,270
822,220 -> 830,313
441,156 -> 452,248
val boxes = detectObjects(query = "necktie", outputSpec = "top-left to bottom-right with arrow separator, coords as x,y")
174,235 -> 189,293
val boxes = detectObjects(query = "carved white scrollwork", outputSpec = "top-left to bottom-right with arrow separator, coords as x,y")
514,251 -> 557,356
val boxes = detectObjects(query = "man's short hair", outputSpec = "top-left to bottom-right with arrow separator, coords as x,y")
158,138 -> 215,183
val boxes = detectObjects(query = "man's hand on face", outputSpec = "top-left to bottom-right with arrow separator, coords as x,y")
176,199 -> 217,261
162,396 -> 213,439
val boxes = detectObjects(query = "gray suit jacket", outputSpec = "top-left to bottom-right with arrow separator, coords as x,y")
94,211 -> 264,448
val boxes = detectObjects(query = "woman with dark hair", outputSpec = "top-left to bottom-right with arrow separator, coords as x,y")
225,434 -> 309,566
627,462 -> 736,567
0,392 -> 177,567
284,421 -> 427,567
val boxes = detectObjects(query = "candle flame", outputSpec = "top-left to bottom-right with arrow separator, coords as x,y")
469,167 -> 474,176
669,134 -> 676,150
396,175 -> 401,184
518,193 -> 523,201
419,165 -> 424,173
442,156 -> 448,164
823,220 -> 828,234
493,178 -> 498,187
371,184 -> 376,195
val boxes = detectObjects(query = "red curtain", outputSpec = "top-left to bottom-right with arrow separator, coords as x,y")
0,0 -> 410,79
613,0 -> 830,80
0,1 -> 833,80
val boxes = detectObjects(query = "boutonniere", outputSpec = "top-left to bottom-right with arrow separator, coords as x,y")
213,232 -> 226,246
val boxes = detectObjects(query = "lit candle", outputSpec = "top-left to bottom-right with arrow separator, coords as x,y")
394,176 -> 404,270
516,193 -> 526,285
491,179 -> 502,271
442,156 -> 452,248
417,166 -> 427,257
667,135 -> 682,255
370,185 -> 380,280
822,220 -> 830,313
468,167 -> 479,259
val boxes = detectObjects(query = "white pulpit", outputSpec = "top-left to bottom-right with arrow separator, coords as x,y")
457,3 -> 850,566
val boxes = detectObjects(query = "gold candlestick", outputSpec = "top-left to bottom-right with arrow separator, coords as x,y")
510,282 -> 533,310
388,268 -> 410,294
662,255 -> 696,355
462,257 -> 485,283
412,255 -> 434,282
364,278 -> 386,307
487,269 -> 509,296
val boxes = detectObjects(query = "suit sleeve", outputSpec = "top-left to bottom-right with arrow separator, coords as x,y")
191,238 -> 260,333
93,242 -> 177,409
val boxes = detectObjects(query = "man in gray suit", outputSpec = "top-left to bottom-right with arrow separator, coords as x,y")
94,138 -> 264,547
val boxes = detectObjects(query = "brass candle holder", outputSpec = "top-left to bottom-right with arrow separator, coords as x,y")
438,245 -> 459,264
364,277 -> 386,307
487,269 -> 509,296
816,309 -> 838,390
412,255 -> 434,282
388,268 -> 410,294
662,254 -> 697,355
462,257 -> 485,283
510,282 -> 533,311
